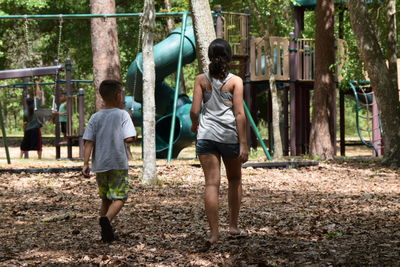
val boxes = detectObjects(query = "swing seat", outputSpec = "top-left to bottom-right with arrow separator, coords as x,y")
35,109 -> 55,125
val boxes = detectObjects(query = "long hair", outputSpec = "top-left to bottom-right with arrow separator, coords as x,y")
208,38 -> 232,80
25,98 -> 35,121
26,98 -> 34,119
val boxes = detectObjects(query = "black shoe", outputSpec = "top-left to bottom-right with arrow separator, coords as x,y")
99,216 -> 115,243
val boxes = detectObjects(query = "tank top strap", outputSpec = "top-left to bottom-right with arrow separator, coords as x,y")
204,72 -> 234,91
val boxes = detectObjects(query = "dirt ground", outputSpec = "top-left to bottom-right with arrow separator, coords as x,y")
0,146 -> 399,266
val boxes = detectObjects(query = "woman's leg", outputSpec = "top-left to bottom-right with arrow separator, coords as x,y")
199,153 -> 221,243
222,157 -> 243,234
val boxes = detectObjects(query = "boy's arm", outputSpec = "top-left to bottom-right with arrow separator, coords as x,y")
124,136 -> 137,143
82,140 -> 94,177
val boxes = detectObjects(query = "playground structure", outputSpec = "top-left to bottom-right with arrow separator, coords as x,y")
124,4 -> 375,159
0,59 -> 86,160
348,81 -> 383,156
1,3 -> 398,162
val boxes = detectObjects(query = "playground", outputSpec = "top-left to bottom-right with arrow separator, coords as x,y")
1,157 -> 399,265
1,0 -> 400,265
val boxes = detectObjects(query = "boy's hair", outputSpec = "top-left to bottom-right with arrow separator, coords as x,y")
99,80 -> 123,101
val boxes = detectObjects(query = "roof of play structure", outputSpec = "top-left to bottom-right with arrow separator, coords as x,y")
292,0 -> 374,8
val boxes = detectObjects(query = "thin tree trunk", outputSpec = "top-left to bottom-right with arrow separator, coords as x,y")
348,0 -> 400,165
90,0 -> 121,111
250,0 -> 283,158
309,0 -> 336,160
386,0 -> 397,87
142,0 -> 157,184
189,0 -> 216,73
164,0 -> 174,32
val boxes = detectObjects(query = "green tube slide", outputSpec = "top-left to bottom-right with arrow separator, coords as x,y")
126,18 -> 197,158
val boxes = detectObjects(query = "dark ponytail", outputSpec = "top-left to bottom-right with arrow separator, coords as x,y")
208,38 -> 232,80
26,98 -> 34,118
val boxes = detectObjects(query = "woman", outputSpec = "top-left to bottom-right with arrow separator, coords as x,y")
20,98 -> 43,159
190,38 -> 249,249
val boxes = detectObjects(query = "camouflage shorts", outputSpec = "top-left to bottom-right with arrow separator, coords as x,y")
96,170 -> 130,200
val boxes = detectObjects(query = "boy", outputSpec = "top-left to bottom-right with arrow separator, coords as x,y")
82,80 -> 136,243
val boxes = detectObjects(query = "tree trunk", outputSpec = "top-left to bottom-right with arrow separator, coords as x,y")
90,0 -> 121,111
348,0 -> 400,165
386,0 -> 397,87
142,0 -> 157,184
309,0 -> 336,160
189,0 -> 216,73
164,0 -> 175,32
250,0 -> 283,158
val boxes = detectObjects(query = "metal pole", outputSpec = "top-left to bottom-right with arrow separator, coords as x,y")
244,102 -> 272,160
78,88 -> 85,159
167,12 -> 188,162
22,77 -> 29,159
338,8 -> 345,156
65,58 -> 73,159
0,101 -> 11,164
54,61 -> 61,159
0,12 -> 188,20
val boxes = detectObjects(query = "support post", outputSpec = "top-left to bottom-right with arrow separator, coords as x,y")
339,89 -> 345,156
243,8 -> 255,150
167,12 -> 188,162
78,88 -> 85,159
338,8 -> 345,156
283,84 -> 289,156
65,58 -> 73,159
289,7 -> 304,156
54,61 -> 61,159
0,101 -> 11,164
22,77 -> 29,158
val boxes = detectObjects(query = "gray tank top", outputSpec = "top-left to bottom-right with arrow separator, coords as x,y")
197,72 -> 239,143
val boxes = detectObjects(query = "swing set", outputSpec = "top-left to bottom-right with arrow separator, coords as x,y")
0,16 -> 87,162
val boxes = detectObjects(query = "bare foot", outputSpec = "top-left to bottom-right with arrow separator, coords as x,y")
228,228 -> 248,239
229,227 -> 240,235
207,236 -> 219,244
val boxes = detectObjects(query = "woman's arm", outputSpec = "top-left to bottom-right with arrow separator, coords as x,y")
190,75 -> 204,133
232,76 -> 249,163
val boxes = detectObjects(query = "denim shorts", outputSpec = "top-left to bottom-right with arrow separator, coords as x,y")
196,139 -> 240,158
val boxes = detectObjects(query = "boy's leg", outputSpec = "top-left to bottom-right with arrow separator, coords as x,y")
199,153 -> 221,244
96,172 -> 115,242
222,157 -> 243,235
106,169 -> 130,221
100,199 -> 112,217
105,200 -> 125,221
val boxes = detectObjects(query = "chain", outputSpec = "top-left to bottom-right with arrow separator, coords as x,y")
131,14 -> 143,111
24,16 -> 32,68
56,16 -> 63,62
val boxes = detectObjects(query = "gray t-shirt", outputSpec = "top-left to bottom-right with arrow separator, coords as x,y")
83,108 -> 136,173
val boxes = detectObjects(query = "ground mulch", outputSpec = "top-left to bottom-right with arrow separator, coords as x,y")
0,159 -> 399,266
